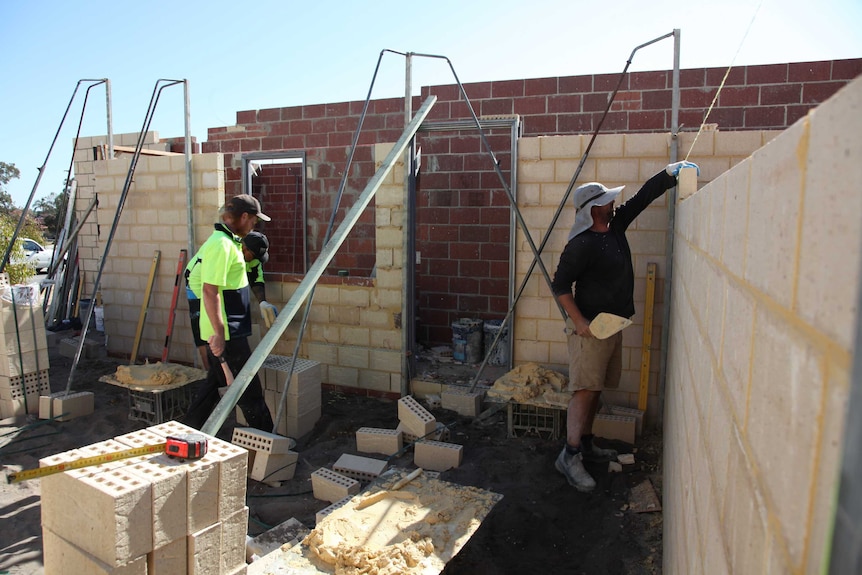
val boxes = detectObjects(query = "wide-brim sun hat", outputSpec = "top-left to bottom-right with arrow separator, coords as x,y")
567,182 -> 625,240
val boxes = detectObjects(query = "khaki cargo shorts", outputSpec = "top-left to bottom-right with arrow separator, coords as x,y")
566,331 -> 623,392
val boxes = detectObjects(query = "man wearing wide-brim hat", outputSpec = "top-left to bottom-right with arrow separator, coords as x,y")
551,161 -> 698,492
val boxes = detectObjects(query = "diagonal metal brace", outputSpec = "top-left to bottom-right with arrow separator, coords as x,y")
202,95 -> 438,436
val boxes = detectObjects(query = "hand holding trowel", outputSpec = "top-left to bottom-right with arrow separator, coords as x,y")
589,312 -> 632,339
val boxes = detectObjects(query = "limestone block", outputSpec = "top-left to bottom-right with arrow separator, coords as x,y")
0,324 -> 46,355
125,454 -> 189,549
410,378 -> 445,398
231,427 -> 294,454
260,356 -> 321,394
273,404 -> 321,439
43,527 -> 147,575
0,347 -> 50,377
398,395 -> 436,438
396,422 -> 418,444
250,451 -> 299,482
220,506 -> 249,574
147,536 -> 186,575
441,388 -> 485,417
592,414 -> 636,444
745,119 -> 806,310
59,336 -> 102,360
0,301 -> 39,333
607,404 -> 645,436
246,517 -> 309,561
677,167 -> 699,201
414,440 -> 463,472
2,369 -> 50,402
356,427 -> 403,456
52,391 -> 95,422
114,428 -> 165,450
333,453 -> 388,482
182,456 -> 219,534
204,438 -> 249,520
797,74 -> 862,350
187,521 -> 220,575
311,468 -> 360,503
41,466 -> 153,567
315,497 -> 352,526
264,387 -> 321,419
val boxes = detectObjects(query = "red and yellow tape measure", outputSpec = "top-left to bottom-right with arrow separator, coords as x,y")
6,434 -> 208,484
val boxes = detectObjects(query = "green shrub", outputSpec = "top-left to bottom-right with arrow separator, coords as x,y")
0,214 -> 37,285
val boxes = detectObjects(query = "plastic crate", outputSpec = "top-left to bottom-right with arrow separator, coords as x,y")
507,402 -> 565,440
127,384 -> 194,424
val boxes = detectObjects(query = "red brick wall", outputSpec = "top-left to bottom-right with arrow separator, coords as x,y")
202,58 -> 861,346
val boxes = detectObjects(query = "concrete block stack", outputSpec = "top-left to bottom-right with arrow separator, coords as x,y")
0,280 -> 49,418
256,356 -> 321,439
40,420 -> 250,575
231,427 -> 298,482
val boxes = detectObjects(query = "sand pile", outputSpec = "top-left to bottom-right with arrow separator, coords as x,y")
487,362 -> 570,407
301,471 -> 500,575
112,362 -> 207,387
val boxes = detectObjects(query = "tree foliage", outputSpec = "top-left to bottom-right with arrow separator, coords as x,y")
0,162 -> 20,215
0,214 -> 36,284
34,191 -> 66,236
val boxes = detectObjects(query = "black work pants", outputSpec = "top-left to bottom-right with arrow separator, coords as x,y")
184,336 -> 274,433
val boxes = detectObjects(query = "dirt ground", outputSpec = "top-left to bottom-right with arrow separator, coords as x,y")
0,334 -> 663,575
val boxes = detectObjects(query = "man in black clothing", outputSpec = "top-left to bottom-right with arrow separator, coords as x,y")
551,160 -> 699,491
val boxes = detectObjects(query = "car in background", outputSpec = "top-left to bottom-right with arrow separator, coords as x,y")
21,238 -> 60,273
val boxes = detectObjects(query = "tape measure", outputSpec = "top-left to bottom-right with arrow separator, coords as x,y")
6,434 -> 208,484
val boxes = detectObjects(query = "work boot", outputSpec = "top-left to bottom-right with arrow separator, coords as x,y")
555,447 -> 596,492
580,434 -> 618,462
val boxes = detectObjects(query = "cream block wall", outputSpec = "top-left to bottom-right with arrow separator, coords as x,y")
73,132 -> 166,297
664,76 -> 861,574
85,149 -> 223,363
256,143 -> 407,395
515,129 -> 778,420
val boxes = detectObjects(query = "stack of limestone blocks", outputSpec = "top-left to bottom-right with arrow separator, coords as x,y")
231,427 -> 298,483
243,356 -> 321,439
40,420 -> 250,575
310,453 -> 390,507
354,395 -> 463,473
0,275 -> 50,418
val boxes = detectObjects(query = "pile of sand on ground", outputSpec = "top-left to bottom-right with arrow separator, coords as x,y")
112,362 -> 207,387
487,362 -> 570,407
302,471 -> 499,575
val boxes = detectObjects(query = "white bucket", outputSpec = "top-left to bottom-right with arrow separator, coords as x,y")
94,305 -> 105,332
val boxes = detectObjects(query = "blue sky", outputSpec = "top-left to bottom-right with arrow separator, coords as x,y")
1,0 -> 859,207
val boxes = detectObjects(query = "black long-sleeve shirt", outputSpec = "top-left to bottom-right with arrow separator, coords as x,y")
551,170 -> 676,321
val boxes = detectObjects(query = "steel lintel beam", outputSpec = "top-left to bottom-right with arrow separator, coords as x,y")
202,95 -> 438,436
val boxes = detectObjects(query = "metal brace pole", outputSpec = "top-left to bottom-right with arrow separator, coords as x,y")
202,95 -> 438,436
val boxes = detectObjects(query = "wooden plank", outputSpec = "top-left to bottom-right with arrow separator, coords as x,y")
638,263 -> 657,411
112,144 -> 181,157
131,250 -> 160,364
161,250 -> 187,362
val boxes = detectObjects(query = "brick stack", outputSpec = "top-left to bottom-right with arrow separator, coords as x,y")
231,427 -> 298,483
40,420 -> 249,575
0,278 -> 49,418
256,356 -> 321,439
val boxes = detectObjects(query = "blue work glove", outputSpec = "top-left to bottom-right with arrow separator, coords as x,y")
665,160 -> 700,177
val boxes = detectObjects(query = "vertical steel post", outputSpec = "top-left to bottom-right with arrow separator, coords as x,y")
106,79 -> 113,159
184,80 -> 195,256
402,52 -> 415,396
657,28 -> 682,424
